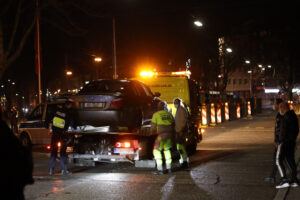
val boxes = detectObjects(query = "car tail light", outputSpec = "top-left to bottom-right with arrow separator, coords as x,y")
115,141 -> 131,148
72,101 -> 79,108
115,142 -> 122,148
46,145 -> 51,150
110,99 -> 123,108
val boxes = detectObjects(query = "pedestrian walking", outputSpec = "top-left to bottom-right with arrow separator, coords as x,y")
10,106 -> 19,134
151,101 -> 175,175
49,100 -> 75,175
265,98 -> 283,183
275,102 -> 299,189
0,107 -> 34,199
173,98 -> 190,169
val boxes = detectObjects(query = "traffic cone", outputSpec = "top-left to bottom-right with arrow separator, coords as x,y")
247,101 -> 251,117
236,104 -> 241,119
225,102 -> 229,121
210,103 -> 216,126
217,104 -> 222,124
201,104 -> 208,127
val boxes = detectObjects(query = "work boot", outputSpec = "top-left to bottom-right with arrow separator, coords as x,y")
61,170 -> 72,175
180,162 -> 190,169
49,169 -> 54,176
152,170 -> 164,175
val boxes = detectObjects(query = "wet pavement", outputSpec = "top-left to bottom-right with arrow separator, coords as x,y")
24,109 -> 300,200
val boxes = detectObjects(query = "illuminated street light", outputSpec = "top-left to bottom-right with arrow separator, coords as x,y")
258,64 -> 262,68
94,57 -> 102,62
66,71 -> 72,76
248,70 -> 252,74
94,57 -> 102,79
268,65 -> 272,68
194,20 -> 203,27
245,60 -> 251,64
226,48 -> 232,53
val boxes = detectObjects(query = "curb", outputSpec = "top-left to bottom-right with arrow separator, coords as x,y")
273,143 -> 300,200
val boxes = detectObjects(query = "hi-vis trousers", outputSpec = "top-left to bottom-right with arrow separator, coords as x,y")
153,135 -> 172,171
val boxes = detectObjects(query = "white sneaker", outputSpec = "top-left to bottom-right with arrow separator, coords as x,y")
290,182 -> 299,187
61,170 -> 72,175
276,180 -> 290,189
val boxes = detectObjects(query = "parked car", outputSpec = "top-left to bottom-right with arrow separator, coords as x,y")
17,99 -> 67,147
71,79 -> 161,131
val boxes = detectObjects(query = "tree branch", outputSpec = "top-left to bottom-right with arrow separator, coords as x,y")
6,17 -> 36,68
6,0 -> 22,56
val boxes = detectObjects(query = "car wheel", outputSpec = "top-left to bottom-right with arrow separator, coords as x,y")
20,133 -> 32,149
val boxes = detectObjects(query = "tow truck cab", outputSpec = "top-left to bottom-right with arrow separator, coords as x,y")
136,71 -> 205,143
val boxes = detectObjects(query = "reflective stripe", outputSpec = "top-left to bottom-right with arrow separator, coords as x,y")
276,144 -> 284,177
53,116 -> 65,129
164,150 -> 172,169
153,149 -> 163,171
177,143 -> 189,164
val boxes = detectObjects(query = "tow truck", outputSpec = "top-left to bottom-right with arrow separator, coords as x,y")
26,76 -> 203,167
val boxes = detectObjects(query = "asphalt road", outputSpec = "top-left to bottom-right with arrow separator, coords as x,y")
24,109 -> 300,200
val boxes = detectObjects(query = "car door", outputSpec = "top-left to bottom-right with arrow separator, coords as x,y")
23,104 -> 48,144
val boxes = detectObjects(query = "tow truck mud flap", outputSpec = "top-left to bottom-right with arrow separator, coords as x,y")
68,154 -> 130,166
135,160 -> 156,168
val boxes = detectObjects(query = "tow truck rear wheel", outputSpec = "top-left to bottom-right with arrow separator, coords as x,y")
20,133 -> 32,149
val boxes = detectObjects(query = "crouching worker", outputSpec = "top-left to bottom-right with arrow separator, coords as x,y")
151,101 -> 175,175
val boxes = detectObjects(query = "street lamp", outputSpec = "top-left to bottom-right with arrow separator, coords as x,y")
226,48 -> 232,53
66,71 -> 72,76
245,60 -> 251,64
94,57 -> 102,62
194,20 -> 203,27
94,57 -> 102,79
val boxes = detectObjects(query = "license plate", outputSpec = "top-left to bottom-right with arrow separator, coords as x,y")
83,102 -> 105,108
114,148 -> 134,154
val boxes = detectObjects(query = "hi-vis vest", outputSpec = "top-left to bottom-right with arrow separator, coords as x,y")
52,111 -> 66,129
151,110 -> 174,133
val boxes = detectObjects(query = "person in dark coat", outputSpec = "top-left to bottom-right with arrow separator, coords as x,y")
0,108 -> 34,199
265,98 -> 283,183
275,102 -> 299,189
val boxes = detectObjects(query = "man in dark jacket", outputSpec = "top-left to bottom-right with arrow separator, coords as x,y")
265,98 -> 283,183
49,100 -> 75,175
0,109 -> 34,199
275,102 -> 299,189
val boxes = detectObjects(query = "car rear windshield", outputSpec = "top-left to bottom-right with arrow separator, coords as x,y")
78,80 -> 132,94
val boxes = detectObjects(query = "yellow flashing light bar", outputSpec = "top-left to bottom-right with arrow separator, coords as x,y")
140,71 -> 158,77
140,71 -> 191,77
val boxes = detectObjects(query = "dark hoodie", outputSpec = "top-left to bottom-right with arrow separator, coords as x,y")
274,112 -> 283,143
278,110 -> 299,143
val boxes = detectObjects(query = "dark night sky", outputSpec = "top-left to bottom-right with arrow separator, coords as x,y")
4,0 -> 299,93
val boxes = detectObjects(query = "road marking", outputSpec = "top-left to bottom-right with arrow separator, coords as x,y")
161,175 -> 176,200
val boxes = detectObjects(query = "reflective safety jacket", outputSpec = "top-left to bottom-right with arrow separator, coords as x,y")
151,110 -> 175,134
52,108 -> 73,133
